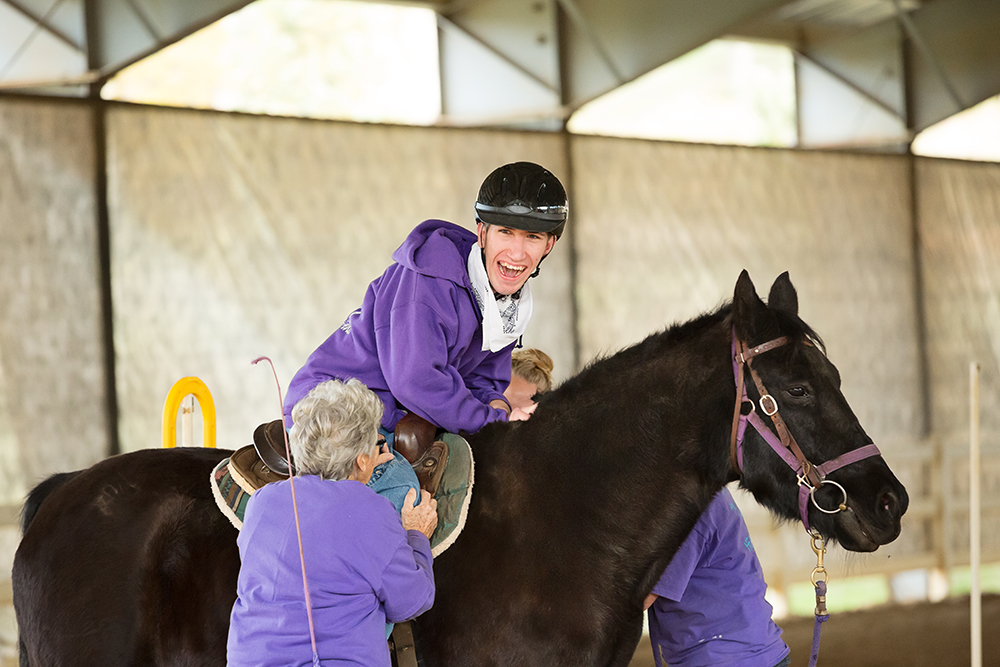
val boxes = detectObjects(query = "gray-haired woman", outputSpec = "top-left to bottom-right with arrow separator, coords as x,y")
228,379 -> 438,667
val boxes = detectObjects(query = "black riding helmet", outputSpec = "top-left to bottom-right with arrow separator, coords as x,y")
474,162 -> 568,238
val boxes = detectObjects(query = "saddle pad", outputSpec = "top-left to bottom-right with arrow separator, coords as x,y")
210,458 -> 252,530
430,432 -> 474,557
208,434 -> 474,551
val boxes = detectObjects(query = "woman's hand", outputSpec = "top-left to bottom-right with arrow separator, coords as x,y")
374,439 -> 394,467
401,488 -> 438,539
509,403 -> 537,421
489,398 -> 511,416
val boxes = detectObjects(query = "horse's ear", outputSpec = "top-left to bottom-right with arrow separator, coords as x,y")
733,270 -> 767,341
767,271 -> 798,318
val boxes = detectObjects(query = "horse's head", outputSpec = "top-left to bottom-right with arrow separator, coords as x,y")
732,270 -> 908,552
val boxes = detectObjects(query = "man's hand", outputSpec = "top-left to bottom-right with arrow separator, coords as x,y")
401,488 -> 438,539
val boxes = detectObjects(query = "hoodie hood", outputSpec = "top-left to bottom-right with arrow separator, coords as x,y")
392,219 -> 477,286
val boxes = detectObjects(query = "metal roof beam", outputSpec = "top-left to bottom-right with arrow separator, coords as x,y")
4,0 -> 84,51
559,0 -> 795,109
794,19 -> 909,149
902,0 -> 1000,133
891,0 -> 964,112
83,0 -> 253,80
793,48 -> 904,122
554,0 -> 624,86
436,13 -> 558,95
437,0 -> 563,129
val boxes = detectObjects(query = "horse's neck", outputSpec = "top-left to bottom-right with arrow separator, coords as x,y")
581,321 -> 735,476
479,318 -> 737,534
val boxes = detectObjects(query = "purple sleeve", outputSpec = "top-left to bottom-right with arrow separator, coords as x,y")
651,524 -> 707,602
377,300 -> 507,433
464,349 -> 513,408
378,530 -> 435,623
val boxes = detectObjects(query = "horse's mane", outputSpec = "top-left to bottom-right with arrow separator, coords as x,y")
543,303 -> 732,404
538,298 -> 825,408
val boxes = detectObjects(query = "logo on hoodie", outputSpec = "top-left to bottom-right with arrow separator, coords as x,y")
339,308 -> 362,335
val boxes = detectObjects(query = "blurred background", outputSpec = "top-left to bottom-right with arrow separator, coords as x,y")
1,0 -> 999,663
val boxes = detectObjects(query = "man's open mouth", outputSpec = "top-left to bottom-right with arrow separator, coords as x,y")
498,262 -> 526,279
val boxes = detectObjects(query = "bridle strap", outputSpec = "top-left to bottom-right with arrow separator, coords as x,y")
730,334 -> 791,473
729,327 -> 882,531
729,354 -> 746,472
815,444 -> 881,477
744,357 -> 823,489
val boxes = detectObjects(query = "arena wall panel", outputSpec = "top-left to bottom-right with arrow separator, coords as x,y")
0,98 -> 107,658
571,137 -> 920,444
0,98 -> 107,505
917,158 -> 1000,567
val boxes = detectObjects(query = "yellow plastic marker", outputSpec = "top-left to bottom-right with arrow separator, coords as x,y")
162,376 -> 216,448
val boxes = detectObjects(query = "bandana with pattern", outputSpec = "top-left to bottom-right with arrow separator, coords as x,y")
467,244 -> 533,352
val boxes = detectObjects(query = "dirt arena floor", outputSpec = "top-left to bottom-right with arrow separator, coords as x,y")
628,594 -> 1000,667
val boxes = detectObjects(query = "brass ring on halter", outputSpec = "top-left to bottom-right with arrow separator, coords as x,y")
810,479 -> 848,515
759,394 -> 778,416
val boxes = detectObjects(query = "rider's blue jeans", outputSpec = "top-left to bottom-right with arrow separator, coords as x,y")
368,427 -> 421,513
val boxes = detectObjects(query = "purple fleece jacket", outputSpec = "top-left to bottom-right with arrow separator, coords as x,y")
284,220 -> 513,433
227,477 -> 434,667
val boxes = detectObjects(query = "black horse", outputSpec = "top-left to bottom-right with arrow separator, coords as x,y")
13,272 -> 907,666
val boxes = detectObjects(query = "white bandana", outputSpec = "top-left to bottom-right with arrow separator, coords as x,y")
467,245 -> 533,352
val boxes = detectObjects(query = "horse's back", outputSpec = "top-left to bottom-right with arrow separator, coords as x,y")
13,447 -> 239,667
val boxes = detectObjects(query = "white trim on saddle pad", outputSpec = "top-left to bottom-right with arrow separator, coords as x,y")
210,457 -> 253,531
430,432 -> 474,557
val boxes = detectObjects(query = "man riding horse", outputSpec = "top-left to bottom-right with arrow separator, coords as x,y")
281,161 -> 567,510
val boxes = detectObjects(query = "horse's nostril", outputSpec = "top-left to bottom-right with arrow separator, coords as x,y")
879,490 -> 900,519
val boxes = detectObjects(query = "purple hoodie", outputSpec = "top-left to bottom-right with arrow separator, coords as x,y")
284,220 -> 512,433
227,477 -> 434,667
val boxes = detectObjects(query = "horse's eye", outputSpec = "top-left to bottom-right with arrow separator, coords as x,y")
787,386 -> 807,398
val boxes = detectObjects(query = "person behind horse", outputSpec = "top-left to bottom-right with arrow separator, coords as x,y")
643,486 -> 791,667
228,379 -> 438,667
283,161 -> 567,511
504,347 -> 554,412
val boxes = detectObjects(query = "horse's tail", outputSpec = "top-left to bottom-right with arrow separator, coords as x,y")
18,471 -> 79,667
19,471 -> 78,536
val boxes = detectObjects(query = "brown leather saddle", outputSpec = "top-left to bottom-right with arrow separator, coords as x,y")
229,413 -> 449,495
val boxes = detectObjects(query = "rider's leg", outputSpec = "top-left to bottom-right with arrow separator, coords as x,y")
367,427 -> 422,513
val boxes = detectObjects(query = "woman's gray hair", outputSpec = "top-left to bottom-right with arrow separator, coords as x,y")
288,378 -> 384,481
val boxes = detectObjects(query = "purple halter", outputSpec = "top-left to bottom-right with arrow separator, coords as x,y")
729,327 -> 882,531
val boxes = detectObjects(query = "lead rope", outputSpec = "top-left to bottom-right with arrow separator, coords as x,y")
252,356 -> 321,667
808,531 -> 830,667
